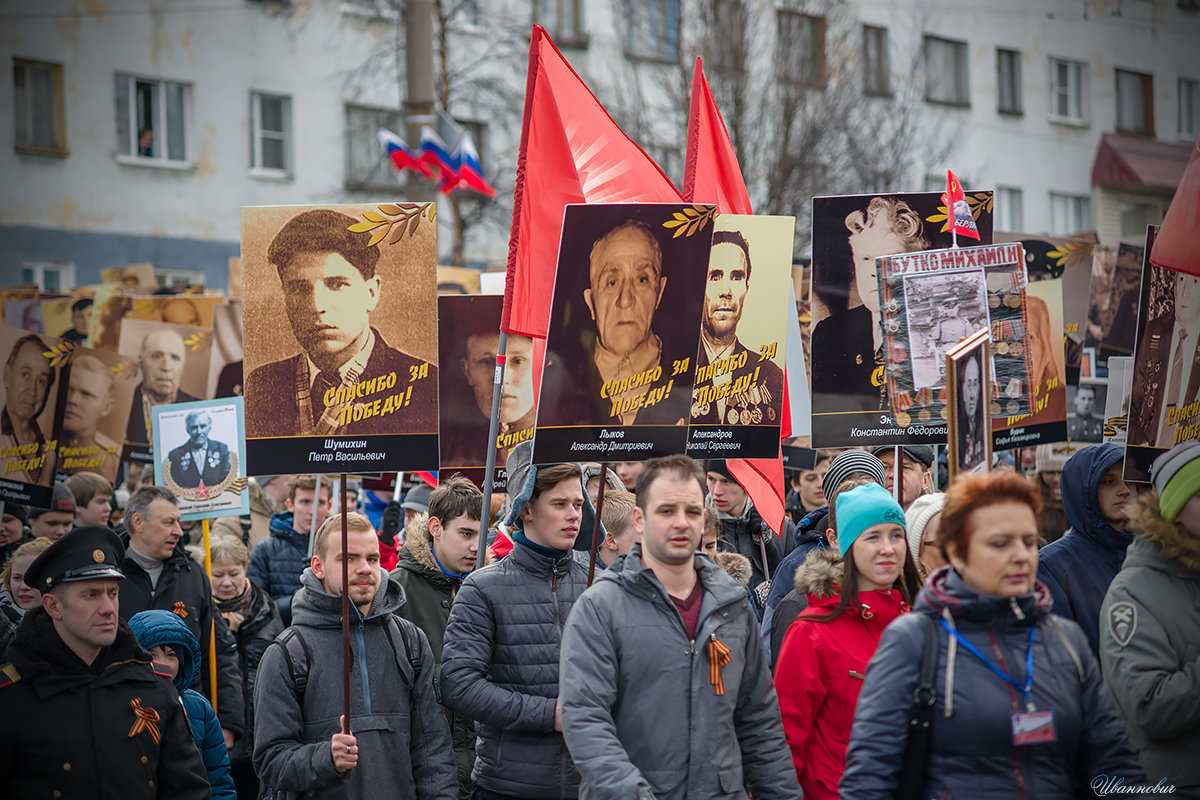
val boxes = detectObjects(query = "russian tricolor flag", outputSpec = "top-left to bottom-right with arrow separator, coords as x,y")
454,130 -> 497,198
377,129 -> 431,178
419,125 -> 461,190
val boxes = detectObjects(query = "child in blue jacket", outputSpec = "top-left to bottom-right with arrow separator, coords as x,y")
130,609 -> 237,800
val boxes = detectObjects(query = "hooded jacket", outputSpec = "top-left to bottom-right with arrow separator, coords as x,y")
760,506 -> 828,662
559,544 -> 799,800
773,548 -> 908,800
247,510 -> 311,625
253,569 -> 457,800
129,609 -> 237,800
842,567 -> 1144,799
0,610 -> 209,799
1100,492 -> 1200,794
219,577 -> 283,767
717,498 -> 797,596
391,512 -> 480,798
1038,443 -> 1132,656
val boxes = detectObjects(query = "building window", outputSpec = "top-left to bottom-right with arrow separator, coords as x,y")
1116,69 -> 1154,136
345,104 -> 403,191
924,36 -> 968,106
13,58 -> 67,155
1049,192 -> 1092,236
251,92 -> 291,175
1119,201 -> 1163,239
1181,78 -> 1199,139
996,186 -> 1024,232
534,0 -> 587,47
709,0 -> 746,74
623,0 -> 680,62
20,261 -> 75,292
863,25 -> 889,96
996,48 -> 1022,115
115,74 -> 190,163
777,12 -> 826,88
1049,57 -> 1086,124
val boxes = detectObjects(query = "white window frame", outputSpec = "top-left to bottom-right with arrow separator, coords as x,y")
534,0 -> 588,47
250,91 -> 292,178
1178,77 -> 1198,140
20,261 -> 76,292
863,25 -> 889,97
777,11 -> 826,88
114,73 -> 192,167
155,267 -> 206,291
1048,57 -> 1087,126
1049,192 -> 1092,236
996,48 -> 1022,115
13,58 -> 67,155
996,186 -> 1024,232
924,35 -> 969,106
1115,68 -> 1154,136
344,103 -> 404,192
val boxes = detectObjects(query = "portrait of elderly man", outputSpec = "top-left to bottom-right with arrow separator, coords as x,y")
1,333 -> 58,484
544,218 -> 693,428
59,353 -> 121,483
955,352 -> 986,473
244,208 -> 436,438
166,410 -> 231,489
690,230 -> 784,427
124,327 -> 197,451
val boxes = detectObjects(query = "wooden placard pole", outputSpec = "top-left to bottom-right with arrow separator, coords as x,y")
340,473 -> 351,780
202,517 -> 217,710
587,461 -> 609,586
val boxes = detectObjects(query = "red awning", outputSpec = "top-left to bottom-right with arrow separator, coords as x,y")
1091,133 -> 1193,191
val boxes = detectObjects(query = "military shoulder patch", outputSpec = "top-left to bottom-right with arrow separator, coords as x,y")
1108,601 -> 1138,647
0,662 -> 21,688
151,661 -> 174,679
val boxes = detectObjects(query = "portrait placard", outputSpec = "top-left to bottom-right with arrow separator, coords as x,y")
1098,241 -> 1145,364
55,346 -> 139,484
101,263 -> 156,291
208,302 -> 244,399
153,398 -> 249,522
117,318 -> 213,462
0,324 -> 69,507
1103,357 -> 1133,446
241,203 -> 439,474
1125,226 -> 1200,482
686,214 -> 794,460
946,330 -> 992,480
1067,381 -> 1107,443
438,295 -> 536,491
534,203 -> 714,464
809,191 -> 993,447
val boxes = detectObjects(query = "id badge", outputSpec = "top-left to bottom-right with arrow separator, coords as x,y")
1011,710 -> 1056,745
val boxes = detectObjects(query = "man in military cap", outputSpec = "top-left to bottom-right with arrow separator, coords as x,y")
0,526 -> 209,798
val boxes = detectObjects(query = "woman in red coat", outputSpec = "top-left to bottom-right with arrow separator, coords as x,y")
773,482 -> 920,800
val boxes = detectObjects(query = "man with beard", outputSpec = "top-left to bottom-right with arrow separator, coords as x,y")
125,328 -> 196,453
0,333 -> 57,484
691,231 -> 784,427
253,512 -> 456,800
59,353 -> 121,483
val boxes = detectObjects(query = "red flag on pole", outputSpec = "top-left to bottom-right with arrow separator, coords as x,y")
1150,139 -> 1200,276
942,169 -> 981,242
683,58 -> 787,536
500,25 -> 681,339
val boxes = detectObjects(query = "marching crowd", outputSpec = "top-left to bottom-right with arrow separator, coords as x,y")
1,438 -> 1198,799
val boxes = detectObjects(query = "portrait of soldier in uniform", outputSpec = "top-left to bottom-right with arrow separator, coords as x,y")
954,352 -> 987,475
124,326 -> 198,453
690,230 -> 784,426
59,353 -> 122,483
1067,384 -> 1105,443
166,409 -> 231,489
243,208 -> 437,438
1129,269 -> 1200,449
0,332 -> 58,485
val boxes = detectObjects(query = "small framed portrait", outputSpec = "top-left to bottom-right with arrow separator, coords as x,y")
153,397 -> 249,522
946,330 -> 992,480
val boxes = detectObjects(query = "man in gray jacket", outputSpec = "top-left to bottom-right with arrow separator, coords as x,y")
253,512 -> 456,800
559,454 -> 799,800
1101,442 -> 1200,795
442,462 -> 592,799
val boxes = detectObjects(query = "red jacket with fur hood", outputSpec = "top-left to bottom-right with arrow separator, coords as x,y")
772,547 -> 908,800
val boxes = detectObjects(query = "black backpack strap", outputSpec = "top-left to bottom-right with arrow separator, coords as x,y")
386,615 -> 424,688
275,627 -> 311,698
896,612 -> 939,800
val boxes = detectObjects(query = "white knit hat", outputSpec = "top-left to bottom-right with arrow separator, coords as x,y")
904,492 -> 946,566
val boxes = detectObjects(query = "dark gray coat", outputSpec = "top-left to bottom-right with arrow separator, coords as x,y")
252,569 -> 457,800
560,545 -> 799,800
441,541 -> 588,799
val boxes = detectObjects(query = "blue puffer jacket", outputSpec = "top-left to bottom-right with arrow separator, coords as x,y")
759,506 -> 828,661
1036,443 -> 1133,657
841,568 -> 1144,799
247,511 -> 309,625
129,609 -> 237,800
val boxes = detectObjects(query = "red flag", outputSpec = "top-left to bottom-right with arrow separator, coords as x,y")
501,25 -> 680,338
1150,139 -> 1200,276
942,169 -> 980,241
683,58 -> 786,536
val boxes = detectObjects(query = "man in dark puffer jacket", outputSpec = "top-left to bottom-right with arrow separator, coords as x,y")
441,462 -> 593,800
247,475 -> 330,625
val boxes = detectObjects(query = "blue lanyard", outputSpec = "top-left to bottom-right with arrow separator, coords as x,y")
941,619 -> 1037,711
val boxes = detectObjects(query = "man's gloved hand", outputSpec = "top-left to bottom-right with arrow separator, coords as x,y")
379,501 -> 402,547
